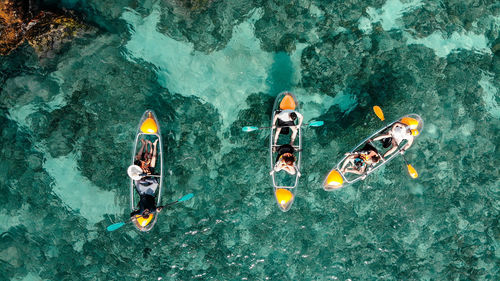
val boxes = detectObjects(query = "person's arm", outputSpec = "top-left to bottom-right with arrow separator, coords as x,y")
271,161 -> 283,174
130,209 -> 140,217
272,114 -> 279,128
136,139 -> 146,160
275,161 -> 286,172
151,139 -> 158,168
294,164 -> 301,177
372,134 -> 390,141
401,136 -> 414,153
296,112 -> 304,128
282,165 -> 293,174
341,155 -> 355,171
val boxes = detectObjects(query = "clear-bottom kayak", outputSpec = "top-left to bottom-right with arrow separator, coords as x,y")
323,114 -> 423,191
129,110 -> 164,231
270,92 -> 302,211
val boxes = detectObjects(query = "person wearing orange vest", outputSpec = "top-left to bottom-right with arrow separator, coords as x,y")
340,143 -> 381,177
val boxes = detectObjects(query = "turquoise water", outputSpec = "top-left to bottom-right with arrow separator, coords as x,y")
1,0 -> 499,279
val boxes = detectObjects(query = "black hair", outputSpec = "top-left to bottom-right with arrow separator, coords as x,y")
283,154 -> 295,165
372,155 -> 380,163
290,112 -> 297,121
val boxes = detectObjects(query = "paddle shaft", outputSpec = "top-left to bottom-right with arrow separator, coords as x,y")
107,194 -> 193,231
261,122 -> 316,130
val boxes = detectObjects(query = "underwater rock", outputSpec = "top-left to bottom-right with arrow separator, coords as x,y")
0,0 -> 93,57
0,0 -> 34,55
24,10 -> 94,58
0,246 -> 22,268
157,0 -> 259,52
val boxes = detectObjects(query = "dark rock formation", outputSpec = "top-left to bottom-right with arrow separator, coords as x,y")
0,0 -> 93,57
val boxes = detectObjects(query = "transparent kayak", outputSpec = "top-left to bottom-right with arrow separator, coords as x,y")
270,92 -> 302,212
323,114 -> 423,191
129,110 -> 164,231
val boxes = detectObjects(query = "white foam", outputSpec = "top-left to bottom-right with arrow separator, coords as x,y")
21,272 -> 43,281
0,212 -> 22,233
7,104 -> 37,129
478,71 -> 500,119
365,0 -> 423,32
406,31 -> 491,57
43,153 -> 123,225
309,4 -> 324,18
358,17 -> 372,34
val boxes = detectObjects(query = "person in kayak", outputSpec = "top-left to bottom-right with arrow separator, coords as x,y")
340,143 -> 381,177
272,110 -> 303,147
134,138 -> 159,175
270,144 -> 301,176
372,122 -> 414,157
129,174 -> 163,219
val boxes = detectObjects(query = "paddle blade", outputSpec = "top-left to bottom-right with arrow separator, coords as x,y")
178,193 -> 194,202
106,222 -> 125,232
373,106 -> 385,121
242,126 -> 258,132
407,164 -> 418,178
309,121 -> 324,127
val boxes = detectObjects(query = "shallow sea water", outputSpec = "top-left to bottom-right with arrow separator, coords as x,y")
0,0 -> 499,280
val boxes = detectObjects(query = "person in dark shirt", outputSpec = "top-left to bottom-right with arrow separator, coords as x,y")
130,177 -> 163,219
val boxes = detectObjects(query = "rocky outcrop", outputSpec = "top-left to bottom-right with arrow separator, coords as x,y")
0,0 -> 93,57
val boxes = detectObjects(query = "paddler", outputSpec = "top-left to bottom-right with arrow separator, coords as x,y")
372,121 -> 416,158
272,108 -> 303,147
134,139 -> 159,175
270,144 -> 301,176
340,143 -> 381,177
127,165 -> 163,220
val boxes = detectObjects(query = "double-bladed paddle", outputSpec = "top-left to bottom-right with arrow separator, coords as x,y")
106,193 -> 194,232
242,121 -> 324,132
373,106 -> 419,179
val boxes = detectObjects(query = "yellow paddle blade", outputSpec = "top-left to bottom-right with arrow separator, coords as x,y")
373,106 -> 385,121
407,164 -> 418,178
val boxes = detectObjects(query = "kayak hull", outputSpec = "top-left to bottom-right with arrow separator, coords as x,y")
129,110 -> 164,231
323,114 -> 423,190
270,92 -> 302,212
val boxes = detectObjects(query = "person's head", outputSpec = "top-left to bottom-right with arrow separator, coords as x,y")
142,209 -> 151,219
290,112 -> 297,121
371,155 -> 380,163
282,153 -> 295,165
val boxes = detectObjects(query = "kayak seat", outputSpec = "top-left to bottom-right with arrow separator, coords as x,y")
280,94 -> 296,110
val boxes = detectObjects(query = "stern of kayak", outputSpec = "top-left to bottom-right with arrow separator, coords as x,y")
323,169 -> 344,191
274,188 -> 294,212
